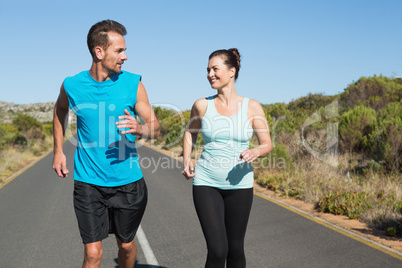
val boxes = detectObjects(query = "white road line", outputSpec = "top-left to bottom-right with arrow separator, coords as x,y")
137,225 -> 160,266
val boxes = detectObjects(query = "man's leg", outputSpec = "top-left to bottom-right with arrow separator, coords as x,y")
83,241 -> 103,268
74,181 -> 109,268
111,178 -> 147,267
116,237 -> 137,268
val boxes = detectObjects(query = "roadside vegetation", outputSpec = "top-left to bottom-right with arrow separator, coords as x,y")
0,113 -> 76,183
151,75 -> 402,237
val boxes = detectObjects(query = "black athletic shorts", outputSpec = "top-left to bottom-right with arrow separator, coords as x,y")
73,178 -> 148,244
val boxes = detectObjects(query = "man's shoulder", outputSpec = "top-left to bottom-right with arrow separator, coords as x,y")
69,70 -> 88,78
64,71 -> 88,83
119,71 -> 142,81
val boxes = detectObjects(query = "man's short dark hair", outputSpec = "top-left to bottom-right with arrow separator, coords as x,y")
87,20 -> 127,58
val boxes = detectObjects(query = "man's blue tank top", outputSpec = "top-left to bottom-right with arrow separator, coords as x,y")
193,96 -> 254,189
63,71 -> 143,187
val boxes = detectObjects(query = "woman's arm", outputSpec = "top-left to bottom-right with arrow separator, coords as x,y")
239,99 -> 273,163
182,99 -> 206,179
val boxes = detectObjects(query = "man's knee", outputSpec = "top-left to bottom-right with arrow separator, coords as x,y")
84,243 -> 103,262
118,240 -> 136,254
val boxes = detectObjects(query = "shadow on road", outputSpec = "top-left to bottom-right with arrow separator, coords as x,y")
113,258 -> 167,268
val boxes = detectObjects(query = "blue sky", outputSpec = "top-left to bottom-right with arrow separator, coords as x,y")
0,0 -> 401,110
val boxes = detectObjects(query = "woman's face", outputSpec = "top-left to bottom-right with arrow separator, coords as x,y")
207,56 -> 235,89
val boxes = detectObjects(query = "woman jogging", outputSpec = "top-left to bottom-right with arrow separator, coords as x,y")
182,48 -> 273,267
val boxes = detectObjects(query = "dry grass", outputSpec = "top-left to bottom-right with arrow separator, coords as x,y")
0,136 -> 53,183
255,152 -> 402,235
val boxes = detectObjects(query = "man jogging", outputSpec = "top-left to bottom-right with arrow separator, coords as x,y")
53,19 -> 160,268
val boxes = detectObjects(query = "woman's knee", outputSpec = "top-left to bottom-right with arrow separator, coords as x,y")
207,241 -> 228,262
227,241 -> 245,266
228,240 -> 245,255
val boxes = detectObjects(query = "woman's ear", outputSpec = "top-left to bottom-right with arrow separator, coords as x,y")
230,67 -> 236,78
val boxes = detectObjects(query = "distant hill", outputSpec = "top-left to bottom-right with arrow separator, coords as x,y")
0,101 -> 55,123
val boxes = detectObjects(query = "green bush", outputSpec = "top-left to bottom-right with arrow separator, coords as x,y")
12,113 -> 43,139
386,227 -> 398,237
0,123 -> 21,149
13,113 -> 41,130
317,190 -> 372,219
341,75 -> 402,112
158,111 -> 186,137
339,105 -> 377,153
0,123 -> 9,149
264,176 -> 279,191
153,107 -> 174,135
259,143 -> 292,170
288,93 -> 336,115
153,106 -> 174,120
367,102 -> 402,171
10,133 -> 28,147
393,201 -> 402,214
43,123 -> 53,136
263,103 -> 287,120
262,101 -> 317,135
165,123 -> 185,148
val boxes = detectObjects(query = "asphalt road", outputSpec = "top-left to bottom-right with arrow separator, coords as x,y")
0,139 -> 401,267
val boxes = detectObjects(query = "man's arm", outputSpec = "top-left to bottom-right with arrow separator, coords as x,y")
52,83 -> 70,177
116,81 -> 160,139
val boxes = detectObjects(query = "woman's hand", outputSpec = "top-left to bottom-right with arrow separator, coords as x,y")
182,161 -> 195,180
239,148 -> 260,163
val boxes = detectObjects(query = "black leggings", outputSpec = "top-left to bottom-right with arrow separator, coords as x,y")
193,186 -> 253,268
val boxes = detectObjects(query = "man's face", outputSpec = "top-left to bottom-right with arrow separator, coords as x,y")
102,32 -> 128,74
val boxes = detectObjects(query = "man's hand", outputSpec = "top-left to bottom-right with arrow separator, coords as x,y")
116,109 -> 143,135
53,152 -> 69,178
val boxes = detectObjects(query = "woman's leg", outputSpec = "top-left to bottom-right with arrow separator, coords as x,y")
223,188 -> 253,268
193,186 -> 227,268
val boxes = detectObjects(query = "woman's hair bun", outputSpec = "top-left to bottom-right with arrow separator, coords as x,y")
228,48 -> 241,68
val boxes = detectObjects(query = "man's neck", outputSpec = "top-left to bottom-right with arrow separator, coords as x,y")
88,63 -> 113,82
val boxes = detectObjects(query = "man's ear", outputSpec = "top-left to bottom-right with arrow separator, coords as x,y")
94,46 -> 103,60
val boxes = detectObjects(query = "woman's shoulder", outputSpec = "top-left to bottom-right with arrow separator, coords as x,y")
246,98 -> 265,116
192,96 -> 212,116
245,97 -> 261,109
